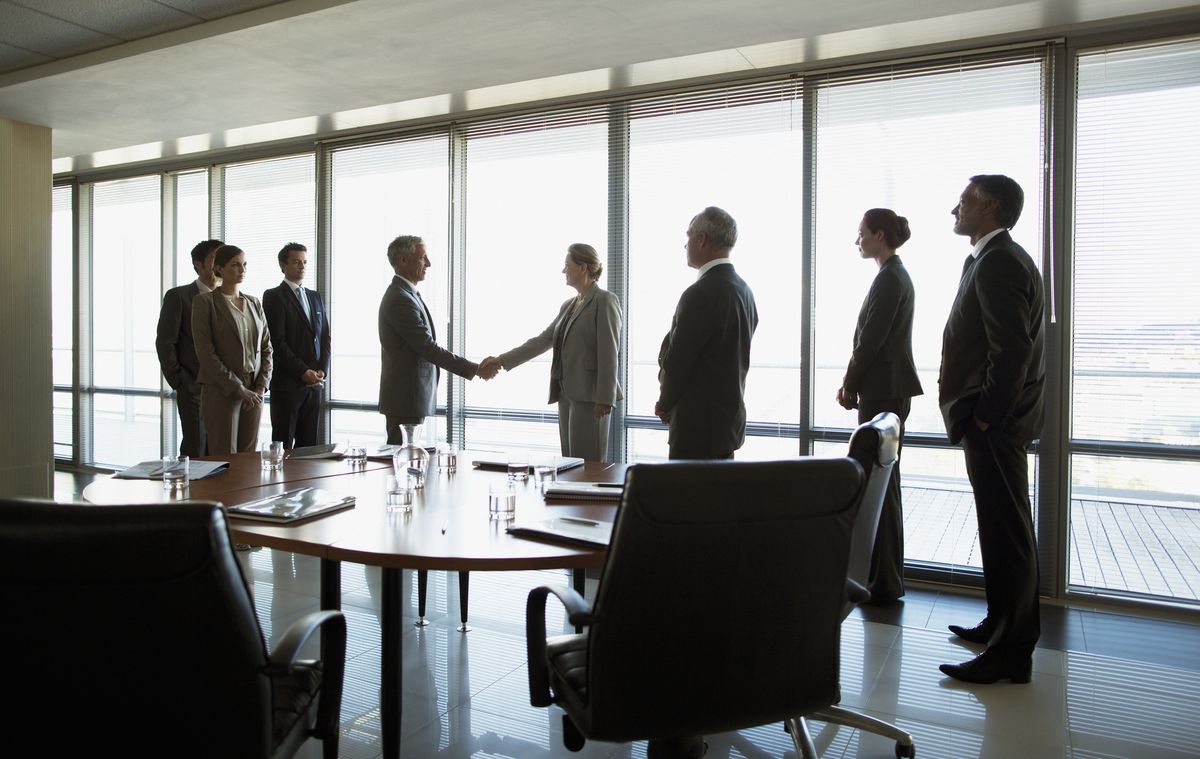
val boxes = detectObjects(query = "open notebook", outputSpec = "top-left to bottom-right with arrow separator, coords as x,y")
225,487 -> 355,523
507,517 -> 614,548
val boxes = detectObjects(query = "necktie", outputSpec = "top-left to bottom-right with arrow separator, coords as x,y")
296,286 -> 312,323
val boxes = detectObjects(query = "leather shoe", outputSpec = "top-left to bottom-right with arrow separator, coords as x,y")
940,650 -> 1032,684
948,620 -> 993,644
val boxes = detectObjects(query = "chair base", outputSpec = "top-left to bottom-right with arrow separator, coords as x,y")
801,705 -> 915,758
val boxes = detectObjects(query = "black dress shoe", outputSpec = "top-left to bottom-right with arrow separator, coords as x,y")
939,650 -> 1032,684
948,621 -> 993,644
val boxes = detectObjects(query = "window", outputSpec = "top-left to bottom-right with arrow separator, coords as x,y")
462,113 -> 609,451
1071,37 -> 1200,602
52,185 -> 74,460
626,82 -> 805,460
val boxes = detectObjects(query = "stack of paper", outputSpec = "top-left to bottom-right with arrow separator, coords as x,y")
541,482 -> 623,501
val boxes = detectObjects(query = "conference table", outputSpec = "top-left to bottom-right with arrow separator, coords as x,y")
83,451 -> 624,759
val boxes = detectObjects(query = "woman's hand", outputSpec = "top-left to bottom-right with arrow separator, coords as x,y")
594,403 -> 612,419
238,385 -> 263,409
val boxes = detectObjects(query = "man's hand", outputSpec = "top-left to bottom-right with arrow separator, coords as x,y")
302,369 -> 323,386
594,403 -> 612,419
836,387 -> 858,410
477,356 -> 502,380
973,416 -> 990,432
654,402 -> 670,424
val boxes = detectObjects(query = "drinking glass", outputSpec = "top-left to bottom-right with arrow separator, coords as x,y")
260,440 -> 284,471
436,441 -> 458,473
161,455 -> 189,492
532,452 -> 557,491
385,474 -> 414,513
488,481 -> 516,519
345,444 -> 367,466
506,451 -> 529,483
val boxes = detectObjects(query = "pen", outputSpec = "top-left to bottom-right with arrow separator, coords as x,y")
560,516 -> 600,526
441,521 -> 448,534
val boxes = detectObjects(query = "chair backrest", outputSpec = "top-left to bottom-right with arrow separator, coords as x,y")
845,412 -> 901,608
581,457 -> 864,742
0,499 -> 274,756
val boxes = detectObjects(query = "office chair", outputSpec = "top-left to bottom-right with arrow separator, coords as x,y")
798,412 -> 915,758
0,499 -> 346,759
526,456 -> 865,755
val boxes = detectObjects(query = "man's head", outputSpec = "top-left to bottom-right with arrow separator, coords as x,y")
952,174 -> 1024,243
387,235 -> 430,283
685,206 -> 738,269
278,242 -> 307,285
190,239 -> 223,285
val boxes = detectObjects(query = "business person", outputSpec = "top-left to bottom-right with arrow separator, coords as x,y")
155,239 -> 222,457
263,242 -> 330,449
192,245 -> 273,454
481,244 -> 623,461
938,175 -> 1045,684
378,235 -> 496,444
656,206 -> 759,462
836,208 -> 924,603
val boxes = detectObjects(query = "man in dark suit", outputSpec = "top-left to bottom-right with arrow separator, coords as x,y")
155,239 -> 222,457
263,243 -> 330,449
655,205 -> 759,460
938,175 -> 1045,684
378,235 -> 497,444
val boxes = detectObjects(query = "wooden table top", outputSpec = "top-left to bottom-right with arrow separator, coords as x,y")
83,452 -> 625,571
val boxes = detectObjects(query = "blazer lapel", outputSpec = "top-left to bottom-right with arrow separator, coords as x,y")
561,286 -> 597,339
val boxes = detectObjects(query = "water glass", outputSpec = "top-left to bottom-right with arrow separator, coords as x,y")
506,451 -> 529,483
161,455 -> 189,492
385,474 -> 414,513
532,453 -> 557,491
260,440 -> 284,471
345,444 -> 367,466
488,481 -> 517,519
436,442 -> 458,473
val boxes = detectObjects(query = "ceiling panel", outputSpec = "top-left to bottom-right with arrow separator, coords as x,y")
0,2 -> 118,58
11,0 -> 197,38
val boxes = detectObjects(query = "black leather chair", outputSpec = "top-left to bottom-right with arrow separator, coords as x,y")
526,456 -> 865,755
0,499 -> 345,759
798,412 -> 915,758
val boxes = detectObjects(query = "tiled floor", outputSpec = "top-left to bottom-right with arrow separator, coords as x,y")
236,549 -> 1200,759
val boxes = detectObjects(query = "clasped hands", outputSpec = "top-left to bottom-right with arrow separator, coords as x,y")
238,384 -> 265,409
302,369 -> 326,387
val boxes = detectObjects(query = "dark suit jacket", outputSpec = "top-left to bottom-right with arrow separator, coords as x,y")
378,276 -> 478,419
262,282 -> 331,392
842,255 -> 923,401
939,231 -> 1045,444
657,263 -> 758,458
155,282 -> 202,391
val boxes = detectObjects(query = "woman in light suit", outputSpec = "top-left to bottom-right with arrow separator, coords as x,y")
836,208 -> 923,603
192,244 -> 273,454
487,243 -> 623,461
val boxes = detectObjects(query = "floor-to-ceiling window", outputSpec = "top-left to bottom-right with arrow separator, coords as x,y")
1071,36 -> 1200,603
327,136 -> 449,447
810,52 -> 1047,574
462,112 -> 609,452
51,185 -> 74,461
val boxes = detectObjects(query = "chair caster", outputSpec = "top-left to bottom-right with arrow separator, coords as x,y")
562,714 -> 585,751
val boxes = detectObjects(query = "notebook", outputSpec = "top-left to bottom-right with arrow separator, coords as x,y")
506,517 -> 614,548
114,460 -> 230,480
472,455 -> 585,473
541,482 -> 623,501
224,487 -> 355,523
286,443 -> 345,460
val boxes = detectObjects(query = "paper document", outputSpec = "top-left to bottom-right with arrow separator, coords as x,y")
287,443 -> 345,460
225,487 -> 355,523
507,517 -> 614,548
473,455 -> 585,473
114,460 -> 230,480
541,482 -> 623,501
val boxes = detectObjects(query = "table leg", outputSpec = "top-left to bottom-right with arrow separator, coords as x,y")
321,559 -> 341,610
382,567 -> 403,759
415,569 -> 429,626
457,570 -> 471,632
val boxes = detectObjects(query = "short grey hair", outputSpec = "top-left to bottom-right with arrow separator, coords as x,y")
691,206 -> 738,250
386,235 -> 423,267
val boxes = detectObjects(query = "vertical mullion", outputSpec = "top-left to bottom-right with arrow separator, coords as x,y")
607,103 -> 630,463
799,76 -> 816,456
315,145 -> 333,444
160,173 -> 177,457
447,126 -> 467,447
76,183 -> 94,466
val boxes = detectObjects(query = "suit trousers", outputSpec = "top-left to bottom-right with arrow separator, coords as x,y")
270,384 -> 321,449
960,423 -> 1041,657
557,399 -> 611,462
858,397 -> 910,602
175,381 -> 207,458
200,378 -> 263,454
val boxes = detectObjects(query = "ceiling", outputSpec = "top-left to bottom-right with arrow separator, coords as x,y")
1,0 -> 1197,174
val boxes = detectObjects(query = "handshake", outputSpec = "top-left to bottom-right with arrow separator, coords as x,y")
477,356 -> 504,381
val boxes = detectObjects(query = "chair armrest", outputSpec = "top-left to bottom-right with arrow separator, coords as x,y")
264,609 -> 347,743
526,585 -> 593,708
846,579 -> 871,605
